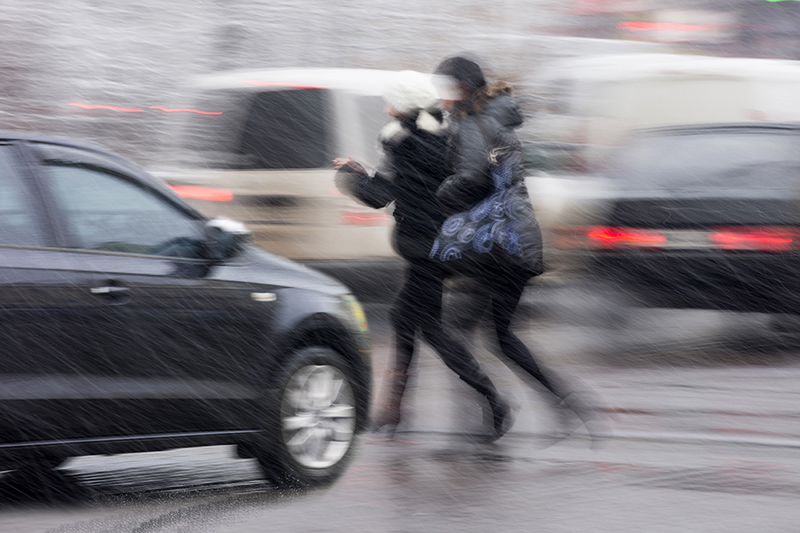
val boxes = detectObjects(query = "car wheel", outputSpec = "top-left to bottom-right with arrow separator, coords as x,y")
255,347 -> 359,489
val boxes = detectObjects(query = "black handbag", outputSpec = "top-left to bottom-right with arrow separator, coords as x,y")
429,121 -> 525,275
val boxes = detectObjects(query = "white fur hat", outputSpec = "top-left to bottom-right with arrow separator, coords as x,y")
382,70 -> 439,116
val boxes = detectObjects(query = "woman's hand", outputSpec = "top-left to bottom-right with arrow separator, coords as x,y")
333,157 -> 367,175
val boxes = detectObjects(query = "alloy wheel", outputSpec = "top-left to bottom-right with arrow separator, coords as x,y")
280,364 -> 356,469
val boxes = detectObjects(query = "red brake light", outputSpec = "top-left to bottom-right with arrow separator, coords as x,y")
710,227 -> 798,252
586,226 -> 666,249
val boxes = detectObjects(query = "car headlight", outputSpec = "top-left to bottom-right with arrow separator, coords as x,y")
339,294 -> 369,334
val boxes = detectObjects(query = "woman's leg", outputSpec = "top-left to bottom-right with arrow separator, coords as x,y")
412,262 -> 512,438
487,273 -> 567,399
390,270 -> 418,373
487,272 -> 597,435
373,265 -> 423,431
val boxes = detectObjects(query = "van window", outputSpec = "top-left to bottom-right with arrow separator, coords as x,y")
180,88 -> 332,170
239,89 -> 331,169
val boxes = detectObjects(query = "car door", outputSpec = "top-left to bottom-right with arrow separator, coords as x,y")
0,142 -> 113,445
32,143 -> 277,437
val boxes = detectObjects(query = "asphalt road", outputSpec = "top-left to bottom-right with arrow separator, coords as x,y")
2,282 -> 800,532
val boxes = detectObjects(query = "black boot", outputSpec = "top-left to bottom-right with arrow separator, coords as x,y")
558,392 -> 607,447
484,393 -> 514,442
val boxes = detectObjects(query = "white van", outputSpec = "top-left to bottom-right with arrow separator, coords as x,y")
528,54 -> 800,165
157,68 -> 400,269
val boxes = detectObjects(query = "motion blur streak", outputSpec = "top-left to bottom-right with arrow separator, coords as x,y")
617,21 -> 726,32
149,106 -> 222,115
168,185 -> 233,202
341,212 -> 392,226
240,80 -> 323,89
68,102 -> 143,112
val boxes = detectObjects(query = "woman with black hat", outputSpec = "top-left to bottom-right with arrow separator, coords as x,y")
334,70 -> 512,440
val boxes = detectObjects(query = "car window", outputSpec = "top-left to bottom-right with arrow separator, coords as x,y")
0,145 -> 46,246
602,131 -> 800,192
43,164 -> 205,257
180,88 -> 332,169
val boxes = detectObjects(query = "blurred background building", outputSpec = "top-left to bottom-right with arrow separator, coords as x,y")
555,0 -> 800,58
1,0 -> 800,166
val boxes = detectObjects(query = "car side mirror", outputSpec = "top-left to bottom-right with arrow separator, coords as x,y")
203,217 -> 252,261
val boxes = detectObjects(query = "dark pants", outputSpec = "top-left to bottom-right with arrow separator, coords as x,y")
390,259 -> 498,400
467,267 -> 568,402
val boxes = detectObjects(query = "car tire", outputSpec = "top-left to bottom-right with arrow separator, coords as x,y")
253,346 -> 360,489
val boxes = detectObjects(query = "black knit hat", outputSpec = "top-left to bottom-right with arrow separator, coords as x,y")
434,56 -> 486,96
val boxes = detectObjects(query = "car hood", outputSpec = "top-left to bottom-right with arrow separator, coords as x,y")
212,245 -> 350,296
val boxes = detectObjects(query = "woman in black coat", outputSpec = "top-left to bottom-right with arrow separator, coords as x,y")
433,57 -> 596,435
334,71 -> 511,439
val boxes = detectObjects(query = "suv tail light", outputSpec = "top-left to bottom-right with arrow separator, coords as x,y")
587,226 -> 666,249
554,225 -> 800,253
710,226 -> 799,252
555,225 -> 666,250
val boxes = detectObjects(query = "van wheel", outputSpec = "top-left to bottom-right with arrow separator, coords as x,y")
254,347 -> 359,489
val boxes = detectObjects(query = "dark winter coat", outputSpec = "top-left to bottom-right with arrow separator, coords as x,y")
437,83 -> 544,278
335,111 -> 449,261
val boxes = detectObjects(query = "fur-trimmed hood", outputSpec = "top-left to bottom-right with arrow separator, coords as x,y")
379,110 -> 444,147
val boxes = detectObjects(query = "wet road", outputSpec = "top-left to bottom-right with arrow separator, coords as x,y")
2,282 -> 800,532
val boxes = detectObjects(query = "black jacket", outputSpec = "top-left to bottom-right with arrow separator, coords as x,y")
437,86 -> 544,277
335,111 -> 449,261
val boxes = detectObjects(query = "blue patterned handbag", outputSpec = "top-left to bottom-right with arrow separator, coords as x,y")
429,145 -> 524,272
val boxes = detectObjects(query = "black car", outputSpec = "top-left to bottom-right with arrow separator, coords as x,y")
554,123 -> 800,314
0,132 -> 371,488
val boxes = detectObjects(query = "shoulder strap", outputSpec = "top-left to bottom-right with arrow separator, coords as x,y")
473,115 -> 505,166
473,116 -> 492,154
473,115 -> 515,190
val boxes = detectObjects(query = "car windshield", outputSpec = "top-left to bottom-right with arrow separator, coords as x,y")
601,130 -> 800,192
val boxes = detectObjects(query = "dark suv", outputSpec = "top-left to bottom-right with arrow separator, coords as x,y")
556,123 -> 800,314
0,132 -> 371,488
